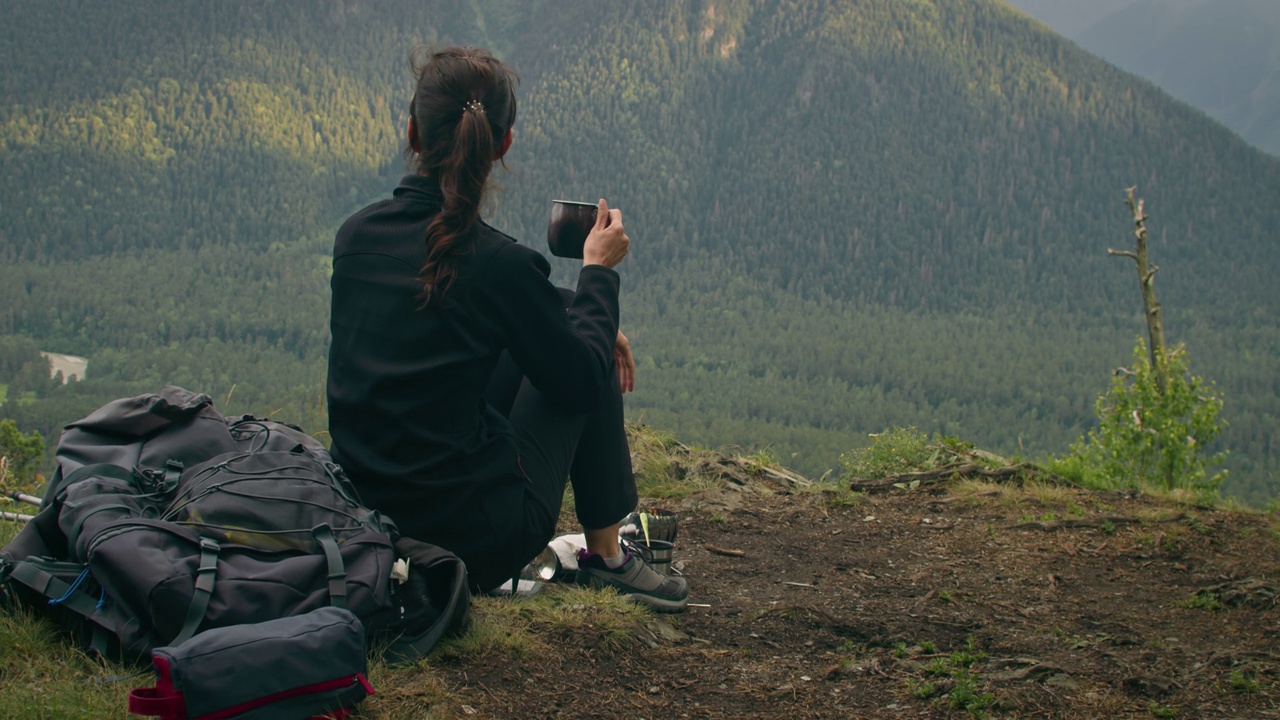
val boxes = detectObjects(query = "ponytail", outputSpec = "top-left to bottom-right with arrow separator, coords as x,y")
407,47 -> 518,305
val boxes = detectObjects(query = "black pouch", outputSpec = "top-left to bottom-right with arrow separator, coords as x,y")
380,536 -> 471,666
127,606 -> 373,720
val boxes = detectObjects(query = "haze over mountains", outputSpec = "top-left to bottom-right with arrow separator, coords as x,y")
1007,0 -> 1280,156
1,0 -> 1276,502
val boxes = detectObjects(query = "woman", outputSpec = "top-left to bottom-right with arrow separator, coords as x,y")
326,46 -> 687,612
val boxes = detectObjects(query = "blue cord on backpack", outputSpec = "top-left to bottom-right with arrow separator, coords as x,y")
49,568 -> 91,606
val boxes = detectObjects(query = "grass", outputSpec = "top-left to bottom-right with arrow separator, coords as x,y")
950,479 -> 1007,506
1133,506 -> 1187,524
1143,485 -> 1218,508
1227,670 -> 1261,694
627,422 -> 720,499
1021,479 -> 1076,506
907,678 -> 939,699
0,518 -> 20,546
0,608 -> 138,719
1183,589 -> 1223,612
812,482 -> 863,509
904,637 -> 996,719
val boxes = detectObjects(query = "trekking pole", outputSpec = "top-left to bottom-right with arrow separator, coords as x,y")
1,511 -> 33,523
6,491 -> 41,506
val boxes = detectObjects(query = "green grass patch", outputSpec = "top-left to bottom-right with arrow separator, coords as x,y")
0,609 -> 137,719
1227,670 -> 1261,694
0,519 -> 22,546
1184,590 -> 1223,612
627,422 -> 720,499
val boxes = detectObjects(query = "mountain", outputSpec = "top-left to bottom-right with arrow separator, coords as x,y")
1,0 -> 1277,503
1075,0 -> 1280,157
1005,0 -> 1280,157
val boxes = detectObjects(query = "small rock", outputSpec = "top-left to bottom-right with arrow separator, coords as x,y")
1045,674 -> 1079,691
1122,675 -> 1180,698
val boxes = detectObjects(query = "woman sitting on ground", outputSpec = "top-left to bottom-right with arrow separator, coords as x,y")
325,45 -> 687,612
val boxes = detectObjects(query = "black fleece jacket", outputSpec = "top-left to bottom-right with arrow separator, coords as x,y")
326,175 -> 620,577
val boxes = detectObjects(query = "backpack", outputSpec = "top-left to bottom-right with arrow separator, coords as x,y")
0,386 -> 470,664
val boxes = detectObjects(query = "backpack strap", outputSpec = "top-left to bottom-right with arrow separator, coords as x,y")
55,463 -> 138,498
312,525 -> 348,609
161,460 -> 183,494
7,559 -> 115,655
172,537 -> 220,646
8,561 -> 101,619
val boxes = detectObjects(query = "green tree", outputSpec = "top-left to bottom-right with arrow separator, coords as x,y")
1064,338 -> 1227,494
0,419 -> 46,489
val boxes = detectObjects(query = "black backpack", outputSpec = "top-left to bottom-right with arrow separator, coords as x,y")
0,386 -> 469,664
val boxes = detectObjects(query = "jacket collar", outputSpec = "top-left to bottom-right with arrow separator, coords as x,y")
392,174 -> 443,206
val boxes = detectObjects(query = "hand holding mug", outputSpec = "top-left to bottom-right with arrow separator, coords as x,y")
581,199 -> 628,269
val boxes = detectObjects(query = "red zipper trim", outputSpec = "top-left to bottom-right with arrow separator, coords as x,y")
195,673 -> 373,720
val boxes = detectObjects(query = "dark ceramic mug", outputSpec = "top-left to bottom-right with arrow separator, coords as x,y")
546,199 -> 598,258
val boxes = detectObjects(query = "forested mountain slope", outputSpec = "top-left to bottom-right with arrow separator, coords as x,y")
1075,0 -> 1280,157
1005,0 -> 1280,158
1,0 -> 1277,502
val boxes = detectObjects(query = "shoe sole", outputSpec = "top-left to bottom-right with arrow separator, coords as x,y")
620,590 -> 688,613
575,575 -> 690,613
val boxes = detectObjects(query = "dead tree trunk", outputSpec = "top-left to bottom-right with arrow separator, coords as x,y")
1108,187 -> 1169,395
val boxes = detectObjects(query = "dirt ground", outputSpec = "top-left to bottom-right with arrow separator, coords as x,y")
420,468 -> 1280,719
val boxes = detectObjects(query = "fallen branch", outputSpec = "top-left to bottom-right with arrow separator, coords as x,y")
695,456 -> 812,491
849,461 -> 1073,493
705,544 -> 745,558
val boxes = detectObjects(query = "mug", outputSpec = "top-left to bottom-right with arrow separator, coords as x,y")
546,199 -> 598,258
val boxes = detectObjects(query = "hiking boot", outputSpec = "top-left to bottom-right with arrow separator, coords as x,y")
575,547 -> 689,613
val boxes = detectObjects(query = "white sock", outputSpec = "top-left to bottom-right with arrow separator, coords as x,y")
602,550 -> 627,569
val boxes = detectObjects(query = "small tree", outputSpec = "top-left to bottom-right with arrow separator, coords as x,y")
0,419 -> 45,491
1068,339 -> 1227,493
1061,188 -> 1228,494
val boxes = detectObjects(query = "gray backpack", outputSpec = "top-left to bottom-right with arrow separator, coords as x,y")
0,386 -> 469,663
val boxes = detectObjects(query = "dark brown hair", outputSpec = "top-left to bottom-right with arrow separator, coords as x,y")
407,46 -> 518,304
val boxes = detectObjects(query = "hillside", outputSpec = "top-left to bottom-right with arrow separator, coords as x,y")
1075,0 -> 1280,157
0,0 -> 1277,503
3,436 -> 1279,719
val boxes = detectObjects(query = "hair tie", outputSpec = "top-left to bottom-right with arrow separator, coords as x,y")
464,99 -> 485,115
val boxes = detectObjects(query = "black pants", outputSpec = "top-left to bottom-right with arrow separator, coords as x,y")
484,350 -> 637,577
